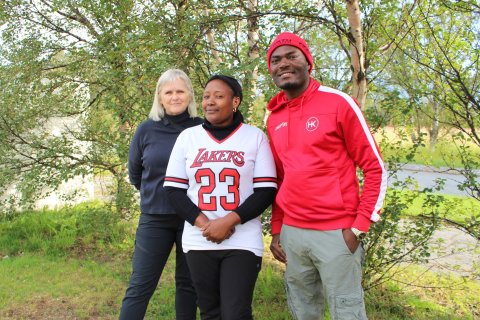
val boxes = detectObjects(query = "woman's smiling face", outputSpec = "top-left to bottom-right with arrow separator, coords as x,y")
159,79 -> 190,116
202,79 -> 240,127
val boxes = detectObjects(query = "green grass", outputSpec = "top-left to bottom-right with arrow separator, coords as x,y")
368,265 -> 480,319
405,140 -> 478,168
0,201 -> 134,258
0,254 -> 128,319
396,190 -> 480,224
1,250 -> 478,319
0,204 -> 479,319
375,128 -> 480,169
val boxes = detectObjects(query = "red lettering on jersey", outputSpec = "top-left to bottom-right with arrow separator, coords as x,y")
219,151 -> 228,161
191,148 -> 207,168
226,151 -> 233,162
190,149 -> 245,168
208,151 -> 219,162
233,152 -> 245,167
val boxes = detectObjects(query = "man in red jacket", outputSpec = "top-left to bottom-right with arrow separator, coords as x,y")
266,32 -> 388,320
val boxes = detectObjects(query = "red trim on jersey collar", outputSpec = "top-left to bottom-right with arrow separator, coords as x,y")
205,123 -> 244,144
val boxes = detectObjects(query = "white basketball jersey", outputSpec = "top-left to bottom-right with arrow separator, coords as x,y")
164,123 -> 277,256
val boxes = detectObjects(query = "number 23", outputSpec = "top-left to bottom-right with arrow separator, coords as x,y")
195,168 -> 240,211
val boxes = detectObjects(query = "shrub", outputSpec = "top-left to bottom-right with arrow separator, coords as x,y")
0,201 -> 133,257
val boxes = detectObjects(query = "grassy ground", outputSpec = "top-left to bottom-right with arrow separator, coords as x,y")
0,254 -> 128,319
0,203 -> 479,319
375,127 -> 480,168
400,191 -> 480,223
1,250 -> 478,319
0,250 -> 291,319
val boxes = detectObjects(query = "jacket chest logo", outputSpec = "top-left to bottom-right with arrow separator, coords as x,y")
305,117 -> 319,132
275,121 -> 288,131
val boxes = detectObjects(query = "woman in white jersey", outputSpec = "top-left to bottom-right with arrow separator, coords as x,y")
164,75 -> 277,320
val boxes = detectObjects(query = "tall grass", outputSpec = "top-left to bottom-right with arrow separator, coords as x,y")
0,201 -> 133,258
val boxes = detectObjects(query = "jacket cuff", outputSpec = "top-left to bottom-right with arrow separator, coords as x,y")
352,214 -> 373,232
271,222 -> 282,235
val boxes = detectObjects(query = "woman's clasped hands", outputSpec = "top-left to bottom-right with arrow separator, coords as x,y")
194,212 -> 240,244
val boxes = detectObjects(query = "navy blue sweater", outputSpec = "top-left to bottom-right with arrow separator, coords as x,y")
128,111 -> 203,214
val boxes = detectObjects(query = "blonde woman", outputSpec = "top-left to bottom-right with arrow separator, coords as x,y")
119,69 -> 202,320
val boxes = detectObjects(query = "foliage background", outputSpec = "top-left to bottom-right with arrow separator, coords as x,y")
1,0 -> 479,309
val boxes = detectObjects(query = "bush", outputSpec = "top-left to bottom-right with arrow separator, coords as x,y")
0,202 -> 134,257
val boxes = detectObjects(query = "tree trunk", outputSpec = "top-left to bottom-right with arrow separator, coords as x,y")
346,0 -> 367,109
429,99 -> 440,149
204,9 -> 223,66
245,0 -> 260,123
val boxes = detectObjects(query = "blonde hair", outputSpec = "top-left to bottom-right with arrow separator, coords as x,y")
149,69 -> 198,121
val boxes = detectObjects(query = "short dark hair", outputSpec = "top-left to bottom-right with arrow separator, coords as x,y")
206,75 -> 243,104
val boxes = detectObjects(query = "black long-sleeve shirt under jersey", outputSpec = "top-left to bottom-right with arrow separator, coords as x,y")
165,111 -> 277,225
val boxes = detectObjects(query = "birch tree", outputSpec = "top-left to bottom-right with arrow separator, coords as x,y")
346,0 -> 367,108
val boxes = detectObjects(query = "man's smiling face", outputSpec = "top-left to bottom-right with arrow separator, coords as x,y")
269,45 -> 310,99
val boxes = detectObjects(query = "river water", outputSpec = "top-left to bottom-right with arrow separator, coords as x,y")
390,164 -> 478,196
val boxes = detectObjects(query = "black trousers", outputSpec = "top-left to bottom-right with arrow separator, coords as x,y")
186,250 -> 262,320
119,214 -> 197,320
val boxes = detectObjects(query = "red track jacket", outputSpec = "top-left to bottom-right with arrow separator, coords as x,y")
267,78 -> 388,235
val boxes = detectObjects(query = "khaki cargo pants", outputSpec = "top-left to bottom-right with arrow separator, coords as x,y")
280,225 -> 367,320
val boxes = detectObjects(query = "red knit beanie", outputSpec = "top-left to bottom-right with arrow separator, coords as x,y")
267,32 -> 314,73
